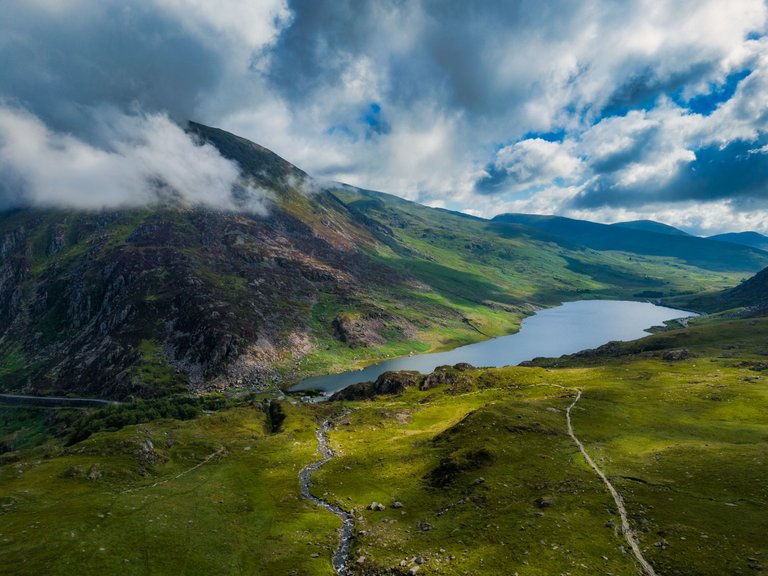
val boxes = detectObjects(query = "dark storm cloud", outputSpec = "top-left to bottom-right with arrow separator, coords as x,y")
0,0 -> 291,210
571,138 -> 768,209
1,2 -> 224,140
269,0 -> 589,115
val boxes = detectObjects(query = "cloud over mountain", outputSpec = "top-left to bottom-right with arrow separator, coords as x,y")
1,0 -> 767,232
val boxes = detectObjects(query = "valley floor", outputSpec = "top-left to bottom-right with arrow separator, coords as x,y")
1,318 -> 767,575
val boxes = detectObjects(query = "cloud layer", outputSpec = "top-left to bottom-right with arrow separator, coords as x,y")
1,0 -> 768,232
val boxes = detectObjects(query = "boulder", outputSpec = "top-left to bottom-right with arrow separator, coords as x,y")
535,496 -> 555,508
662,348 -> 692,361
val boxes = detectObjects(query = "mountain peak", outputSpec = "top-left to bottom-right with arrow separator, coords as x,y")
187,121 -> 307,185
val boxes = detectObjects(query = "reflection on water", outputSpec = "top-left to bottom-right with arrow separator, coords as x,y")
290,300 -> 693,394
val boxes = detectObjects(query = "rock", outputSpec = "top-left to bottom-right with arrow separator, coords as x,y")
408,567 -> 420,575
416,521 -> 433,532
472,477 -> 485,485
86,464 -> 102,480
662,348 -> 692,361
367,502 -> 386,511
535,496 -> 555,508
310,553 -> 319,558
414,555 -> 424,565
356,556 -> 366,564
331,371 -> 422,401
392,501 -> 404,508
421,365 -> 472,392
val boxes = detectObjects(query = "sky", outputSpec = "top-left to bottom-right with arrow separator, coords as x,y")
1,0 -> 768,234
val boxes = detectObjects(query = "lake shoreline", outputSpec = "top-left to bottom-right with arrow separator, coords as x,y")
290,300 -> 695,396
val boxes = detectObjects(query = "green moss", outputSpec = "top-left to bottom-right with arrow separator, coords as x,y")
130,340 -> 188,397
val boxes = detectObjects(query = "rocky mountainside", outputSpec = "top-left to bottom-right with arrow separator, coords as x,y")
1,123 -> 765,399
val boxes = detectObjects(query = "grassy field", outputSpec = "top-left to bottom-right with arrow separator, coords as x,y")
1,318 -> 767,575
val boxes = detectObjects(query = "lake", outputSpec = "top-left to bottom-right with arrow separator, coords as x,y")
290,300 -> 694,395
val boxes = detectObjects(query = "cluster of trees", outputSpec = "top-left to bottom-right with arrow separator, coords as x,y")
66,395 -> 236,445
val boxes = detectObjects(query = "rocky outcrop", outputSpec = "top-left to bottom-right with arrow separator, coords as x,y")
421,365 -> 473,393
329,370 -> 423,401
662,348 -> 692,361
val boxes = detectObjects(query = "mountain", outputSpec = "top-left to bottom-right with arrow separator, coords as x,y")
708,231 -> 768,251
1,123 -> 764,399
719,266 -> 768,313
492,213 -> 768,272
610,219 -> 690,236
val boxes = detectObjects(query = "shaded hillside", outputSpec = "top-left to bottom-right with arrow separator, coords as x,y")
492,213 -> 768,272
725,265 -> 768,308
0,124 -> 756,399
611,219 -> 690,236
663,261 -> 768,315
708,231 -> 768,251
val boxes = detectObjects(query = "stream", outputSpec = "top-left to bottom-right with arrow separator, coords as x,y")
299,416 -> 355,575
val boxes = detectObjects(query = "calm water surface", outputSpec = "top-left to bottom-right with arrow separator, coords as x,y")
290,300 -> 694,394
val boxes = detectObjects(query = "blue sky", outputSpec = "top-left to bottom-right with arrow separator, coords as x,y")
1,0 -> 768,233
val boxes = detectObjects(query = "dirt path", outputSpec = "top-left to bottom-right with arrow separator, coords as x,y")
565,388 -> 658,576
122,447 -> 226,494
299,416 -> 355,575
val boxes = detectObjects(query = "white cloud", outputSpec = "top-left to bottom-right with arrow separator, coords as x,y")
491,139 -> 583,189
0,106 -> 268,213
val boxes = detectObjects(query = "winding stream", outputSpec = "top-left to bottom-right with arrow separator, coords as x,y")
299,416 -> 355,574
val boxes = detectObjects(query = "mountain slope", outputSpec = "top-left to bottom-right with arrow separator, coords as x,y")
492,213 -> 768,272
611,219 -> 690,236
708,231 -> 768,251
0,123 -> 761,399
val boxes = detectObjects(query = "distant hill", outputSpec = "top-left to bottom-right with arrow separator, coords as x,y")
611,219 -> 690,236
708,231 -> 768,251
491,213 -> 768,272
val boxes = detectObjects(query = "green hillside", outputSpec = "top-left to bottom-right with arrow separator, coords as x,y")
0,124 -> 751,399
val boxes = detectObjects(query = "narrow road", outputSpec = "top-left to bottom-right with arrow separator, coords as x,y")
0,393 -> 119,408
565,389 -> 658,576
299,416 -> 355,575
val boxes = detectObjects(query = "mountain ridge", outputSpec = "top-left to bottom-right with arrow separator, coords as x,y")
708,230 -> 768,251
610,219 -> 691,236
0,122 -> 763,399
492,212 -> 768,272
